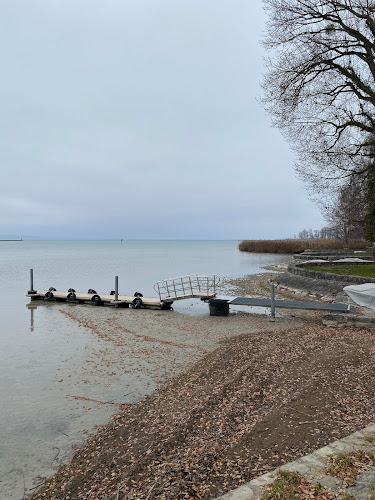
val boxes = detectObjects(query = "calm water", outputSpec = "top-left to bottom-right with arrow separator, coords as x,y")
0,240 -> 286,498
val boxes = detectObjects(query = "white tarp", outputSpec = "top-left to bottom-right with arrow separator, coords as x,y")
344,283 -> 375,310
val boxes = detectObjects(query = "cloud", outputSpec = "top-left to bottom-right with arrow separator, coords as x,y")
0,0 -> 324,239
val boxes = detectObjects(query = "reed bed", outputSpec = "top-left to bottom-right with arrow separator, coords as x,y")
238,238 -> 370,254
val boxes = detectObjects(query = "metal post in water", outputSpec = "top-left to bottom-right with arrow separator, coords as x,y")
270,283 -> 276,320
115,276 -> 119,302
29,268 -> 36,294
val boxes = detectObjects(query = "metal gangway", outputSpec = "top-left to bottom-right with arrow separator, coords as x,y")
153,274 -> 219,302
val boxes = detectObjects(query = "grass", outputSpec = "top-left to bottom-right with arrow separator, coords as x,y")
262,470 -> 336,499
326,452 -> 359,476
305,264 -> 375,278
326,451 -> 375,487
262,470 -> 305,499
262,450 -> 375,499
238,239 -> 370,254
260,458 -> 375,500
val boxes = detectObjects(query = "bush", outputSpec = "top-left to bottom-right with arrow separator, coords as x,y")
238,238 -> 370,254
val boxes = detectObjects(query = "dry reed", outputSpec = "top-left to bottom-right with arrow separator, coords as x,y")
238,239 -> 370,254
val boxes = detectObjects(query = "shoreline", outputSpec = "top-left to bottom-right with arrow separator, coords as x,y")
19,269 -> 287,498
29,265 -> 375,499
0,245 -> 289,499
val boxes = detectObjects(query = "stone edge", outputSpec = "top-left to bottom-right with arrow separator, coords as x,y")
288,263 -> 375,285
214,423 -> 375,499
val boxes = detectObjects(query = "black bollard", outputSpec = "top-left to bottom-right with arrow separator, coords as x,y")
208,298 -> 229,316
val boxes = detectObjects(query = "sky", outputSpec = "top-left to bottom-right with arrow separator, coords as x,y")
0,0 -> 325,240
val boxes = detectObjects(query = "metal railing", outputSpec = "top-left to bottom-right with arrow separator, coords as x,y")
153,274 -> 220,301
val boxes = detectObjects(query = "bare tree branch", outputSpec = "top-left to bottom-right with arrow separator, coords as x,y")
262,0 -> 375,210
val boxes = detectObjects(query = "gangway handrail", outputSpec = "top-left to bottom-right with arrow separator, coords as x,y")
153,274 -> 220,301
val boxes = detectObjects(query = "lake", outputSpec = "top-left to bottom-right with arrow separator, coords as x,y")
0,240 -> 286,498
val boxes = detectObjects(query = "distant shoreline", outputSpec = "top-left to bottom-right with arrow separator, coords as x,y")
0,239 -> 23,241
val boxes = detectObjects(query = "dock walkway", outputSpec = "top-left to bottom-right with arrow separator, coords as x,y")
229,296 -> 356,313
27,274 -> 219,310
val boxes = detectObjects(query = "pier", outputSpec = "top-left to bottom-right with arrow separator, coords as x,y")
26,270 -> 356,317
27,271 -> 219,310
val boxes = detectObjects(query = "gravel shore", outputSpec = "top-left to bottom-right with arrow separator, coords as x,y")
30,269 -> 375,499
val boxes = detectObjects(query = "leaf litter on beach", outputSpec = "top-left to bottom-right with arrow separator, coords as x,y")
30,319 -> 375,500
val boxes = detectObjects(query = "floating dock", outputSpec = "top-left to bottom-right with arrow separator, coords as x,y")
26,270 -> 356,317
27,290 -> 169,309
27,272 -> 220,310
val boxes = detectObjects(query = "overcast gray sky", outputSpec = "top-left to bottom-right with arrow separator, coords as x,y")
0,0 -> 324,240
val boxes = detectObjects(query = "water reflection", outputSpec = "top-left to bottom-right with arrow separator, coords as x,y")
26,303 -> 38,332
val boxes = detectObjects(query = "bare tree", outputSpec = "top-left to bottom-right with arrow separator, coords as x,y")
320,226 -> 339,238
298,229 -> 310,238
298,227 -> 337,237
364,161 -> 375,239
323,173 -> 367,243
262,0 -> 375,196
